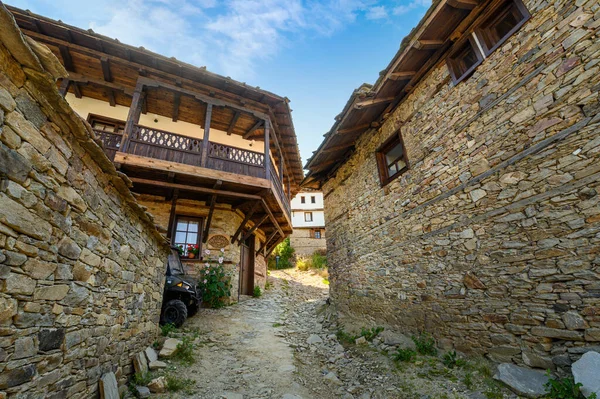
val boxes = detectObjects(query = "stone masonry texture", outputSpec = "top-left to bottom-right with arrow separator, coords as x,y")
323,0 -> 600,370
0,5 -> 170,398
290,228 -> 327,257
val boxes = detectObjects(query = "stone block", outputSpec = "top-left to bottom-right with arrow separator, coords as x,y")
13,336 -> 37,359
0,364 -> 36,389
144,347 -> 158,363
0,142 -> 31,183
493,363 -> 548,398
572,351 -> 600,398
58,237 -> 81,260
531,327 -> 584,341
0,296 -> 17,322
0,193 -> 52,241
159,338 -> 181,358
4,272 -> 36,295
133,351 -> 148,376
148,376 -> 166,393
33,284 -> 70,301
38,328 -> 65,351
22,258 -> 57,280
99,372 -> 119,399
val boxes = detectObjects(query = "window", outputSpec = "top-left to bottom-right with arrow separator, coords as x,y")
88,114 -> 125,134
173,216 -> 202,256
311,196 -> 316,204
304,212 -> 313,222
301,196 -> 306,204
314,229 -> 322,239
476,0 -> 530,56
376,131 -> 409,186
447,38 -> 484,84
447,0 -> 529,84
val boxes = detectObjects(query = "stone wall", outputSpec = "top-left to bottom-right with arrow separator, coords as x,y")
290,228 -> 327,257
323,0 -> 600,370
135,195 -> 269,299
0,6 -> 170,397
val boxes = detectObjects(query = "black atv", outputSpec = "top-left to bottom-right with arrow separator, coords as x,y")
160,247 -> 202,327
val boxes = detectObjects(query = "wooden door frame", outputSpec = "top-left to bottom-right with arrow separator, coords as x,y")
239,233 -> 255,296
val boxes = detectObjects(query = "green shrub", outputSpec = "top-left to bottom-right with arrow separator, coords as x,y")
463,371 -> 474,390
197,249 -> 232,308
393,348 -> 416,362
132,372 -> 152,386
360,326 -> 384,342
161,323 -> 177,337
412,332 -> 437,356
311,250 -> 327,269
268,238 -> 295,269
165,374 -> 195,393
296,257 -> 311,271
545,372 -> 596,399
442,350 -> 466,369
336,329 -> 358,344
174,336 -> 195,365
253,286 -> 262,298
264,280 -> 272,290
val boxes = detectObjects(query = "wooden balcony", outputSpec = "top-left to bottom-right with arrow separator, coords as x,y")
94,125 -> 292,225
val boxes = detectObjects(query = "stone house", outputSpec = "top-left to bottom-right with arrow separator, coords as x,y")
304,0 -> 600,369
289,190 -> 327,256
7,6 -> 304,299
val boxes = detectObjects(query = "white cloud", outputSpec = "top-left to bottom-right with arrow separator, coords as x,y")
393,0 -> 431,15
366,6 -> 388,20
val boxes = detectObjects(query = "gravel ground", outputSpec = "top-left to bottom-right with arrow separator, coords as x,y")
152,268 -> 519,399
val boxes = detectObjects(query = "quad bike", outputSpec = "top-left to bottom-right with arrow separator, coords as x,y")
160,247 -> 202,327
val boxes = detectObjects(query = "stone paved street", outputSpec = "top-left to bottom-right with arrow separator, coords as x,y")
160,269 -> 517,399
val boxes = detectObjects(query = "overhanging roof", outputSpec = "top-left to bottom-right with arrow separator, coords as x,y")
303,0 -> 490,188
6,5 -> 304,192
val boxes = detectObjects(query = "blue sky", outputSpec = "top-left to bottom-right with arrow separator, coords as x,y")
9,0 -> 430,166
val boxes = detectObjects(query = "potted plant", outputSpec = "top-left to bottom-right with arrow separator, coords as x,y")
187,244 -> 199,259
176,245 -> 184,257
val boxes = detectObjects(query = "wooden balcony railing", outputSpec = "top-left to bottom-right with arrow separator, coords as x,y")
95,124 -> 291,217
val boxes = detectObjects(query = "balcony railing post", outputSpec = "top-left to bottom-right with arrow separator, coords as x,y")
264,119 -> 271,181
200,103 -> 212,167
279,148 -> 284,184
120,81 -> 145,152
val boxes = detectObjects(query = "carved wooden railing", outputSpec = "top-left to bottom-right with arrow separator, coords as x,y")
207,142 -> 265,178
128,125 -> 203,166
94,129 -> 122,161
270,161 -> 291,217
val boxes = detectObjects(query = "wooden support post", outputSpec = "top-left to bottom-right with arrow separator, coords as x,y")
200,103 -> 212,167
59,45 -> 74,71
73,83 -> 82,98
243,120 -> 263,139
258,230 -> 278,254
261,199 -> 283,237
241,214 -> 269,244
279,148 -> 284,184
166,190 -> 179,242
58,79 -> 71,97
264,120 -> 271,181
120,81 -> 145,152
227,111 -> 240,135
172,93 -> 181,122
202,180 -> 221,243
101,57 -> 112,82
231,201 -> 260,244
286,175 -> 291,200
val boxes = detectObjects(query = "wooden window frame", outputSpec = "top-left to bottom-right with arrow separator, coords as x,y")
446,0 -> 530,85
313,229 -> 322,239
87,114 -> 126,134
475,0 -> 530,57
300,196 -> 306,204
376,130 -> 409,187
304,212 -> 313,222
446,36 -> 484,84
172,215 -> 203,258
311,196 -> 316,204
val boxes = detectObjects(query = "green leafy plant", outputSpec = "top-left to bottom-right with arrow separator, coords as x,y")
311,250 -> 327,269
544,372 -> 596,399
265,280 -> 272,290
412,332 -> 437,356
253,286 -> 262,298
165,374 -> 195,393
393,348 -> 417,362
132,372 -> 152,386
161,322 -> 177,337
197,248 -> 232,308
463,371 -> 474,390
268,238 -> 295,269
360,326 -> 384,342
442,350 -> 466,369
336,329 -> 358,344
174,336 -> 195,365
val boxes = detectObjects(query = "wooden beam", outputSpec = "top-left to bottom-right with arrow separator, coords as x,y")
231,201 -> 260,244
322,143 -> 353,153
202,180 -> 221,243
172,93 -> 181,122
261,197 -> 283,237
100,57 -> 112,82
114,153 -> 271,188
243,120 -> 263,139
258,230 -> 278,254
200,103 -> 212,167
73,83 -> 82,99
67,72 -> 134,96
414,40 -> 444,50
120,81 -> 145,151
264,120 -> 271,181
447,0 -> 479,10
58,78 -> 70,97
227,111 -> 240,135
354,96 -> 395,109
128,177 -> 263,200
107,90 -> 116,107
59,45 -> 74,71
388,71 -> 416,81
166,191 -> 178,240
266,236 -> 286,257
337,123 -> 371,135
241,214 -> 269,244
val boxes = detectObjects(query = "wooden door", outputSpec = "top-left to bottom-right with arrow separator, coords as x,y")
240,235 -> 255,295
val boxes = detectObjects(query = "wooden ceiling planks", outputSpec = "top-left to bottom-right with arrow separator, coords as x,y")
304,0 -> 490,186
8,6 -> 304,192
